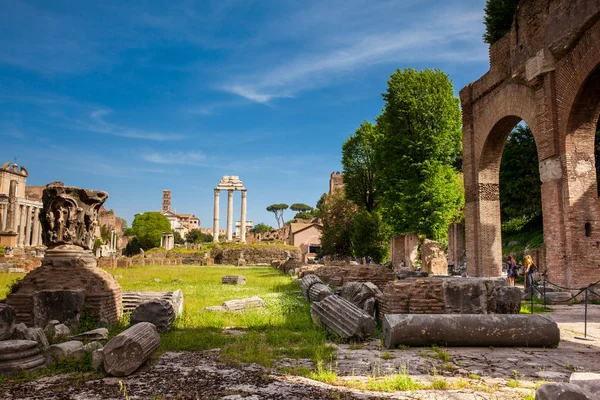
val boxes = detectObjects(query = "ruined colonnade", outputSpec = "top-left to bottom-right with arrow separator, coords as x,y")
213,176 -> 247,243
0,194 -> 43,248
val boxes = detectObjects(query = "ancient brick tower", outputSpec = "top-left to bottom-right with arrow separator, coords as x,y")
460,0 -> 600,287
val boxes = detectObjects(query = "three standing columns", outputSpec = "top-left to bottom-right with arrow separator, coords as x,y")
212,188 -> 248,243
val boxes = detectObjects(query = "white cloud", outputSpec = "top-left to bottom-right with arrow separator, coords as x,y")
142,151 -> 207,165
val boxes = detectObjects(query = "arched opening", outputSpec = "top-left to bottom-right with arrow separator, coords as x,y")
499,123 -> 544,267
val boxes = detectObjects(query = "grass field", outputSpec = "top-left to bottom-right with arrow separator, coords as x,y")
0,265 -> 334,368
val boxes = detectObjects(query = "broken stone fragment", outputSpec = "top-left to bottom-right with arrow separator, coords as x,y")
13,323 -> 49,351
222,275 -> 246,285
46,341 -> 85,364
0,340 -> 45,376
308,283 -> 333,303
122,290 -> 184,317
0,304 -> 16,341
130,300 -> 175,333
205,296 -> 266,312
310,295 -> 376,340
340,282 -> 382,317
535,382 -> 597,400
70,328 -> 109,341
382,314 -> 560,348
570,372 -> 600,396
83,341 -> 103,353
102,322 -> 160,376
300,275 -> 323,299
91,348 -> 104,371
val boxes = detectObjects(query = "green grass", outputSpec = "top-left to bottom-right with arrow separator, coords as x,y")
520,301 -> 552,314
0,265 -> 333,369
366,372 -> 422,392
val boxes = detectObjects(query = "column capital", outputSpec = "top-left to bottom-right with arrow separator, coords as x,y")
214,188 -> 221,194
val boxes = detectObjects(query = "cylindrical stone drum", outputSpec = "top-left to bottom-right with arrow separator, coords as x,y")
383,314 -> 560,348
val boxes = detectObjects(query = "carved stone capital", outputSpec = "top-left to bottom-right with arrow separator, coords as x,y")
40,182 -> 108,250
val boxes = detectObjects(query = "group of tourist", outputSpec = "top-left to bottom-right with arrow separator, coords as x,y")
505,254 -> 537,288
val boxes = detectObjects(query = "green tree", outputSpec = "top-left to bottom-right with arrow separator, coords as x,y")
499,125 -> 542,224
320,191 -> 358,258
483,0 -> 519,45
266,203 -> 289,228
129,212 -> 172,250
100,225 -> 111,243
351,210 -> 389,264
124,237 -> 142,256
251,223 -> 274,234
293,211 -> 314,220
342,121 -> 380,211
290,203 -> 315,219
185,229 -> 213,243
377,68 -> 463,240
173,231 -> 185,245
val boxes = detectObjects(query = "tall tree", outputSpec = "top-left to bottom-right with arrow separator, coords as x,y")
377,68 -> 463,240
251,223 -> 274,234
290,203 -> 315,219
499,125 -> 542,224
342,121 -> 380,212
320,191 -> 358,258
266,203 -> 289,228
351,210 -> 389,264
483,0 -> 519,45
129,212 -> 172,250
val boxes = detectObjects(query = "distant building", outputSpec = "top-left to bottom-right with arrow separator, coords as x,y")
159,190 -> 200,239
235,220 -> 253,239
288,222 -> 322,263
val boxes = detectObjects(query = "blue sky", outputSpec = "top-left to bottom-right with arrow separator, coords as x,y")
1,0 -> 490,228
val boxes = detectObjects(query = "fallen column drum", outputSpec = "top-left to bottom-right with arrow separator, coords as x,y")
383,314 -> 560,348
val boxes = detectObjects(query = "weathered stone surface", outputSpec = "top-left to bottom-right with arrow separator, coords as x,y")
34,290 -> 85,327
421,239 -> 448,275
0,304 -> 16,340
310,295 -> 376,340
70,328 -> 109,341
0,340 -> 45,376
396,269 -> 428,280
383,314 -> 560,348
122,290 -> 184,317
222,275 -> 246,285
281,258 -> 302,273
570,372 -> 600,396
308,283 -> 333,303
488,285 -> 522,314
103,322 -> 160,376
301,274 -> 323,298
206,296 -> 266,312
92,348 -> 104,371
83,341 -> 103,353
305,265 -> 395,288
535,382 -> 597,400
14,324 -> 49,351
46,341 -> 84,364
340,282 -> 382,317
44,321 -> 71,341
130,299 -> 175,333
545,292 -> 573,305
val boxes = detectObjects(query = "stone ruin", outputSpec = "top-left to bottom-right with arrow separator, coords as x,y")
6,182 -> 122,327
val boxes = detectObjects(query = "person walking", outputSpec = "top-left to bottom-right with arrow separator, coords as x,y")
506,255 -> 517,287
524,254 -> 537,290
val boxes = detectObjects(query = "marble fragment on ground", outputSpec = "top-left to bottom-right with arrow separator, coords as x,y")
130,299 -> 175,333
310,295 -> 376,340
101,321 -> 160,377
0,340 -> 45,376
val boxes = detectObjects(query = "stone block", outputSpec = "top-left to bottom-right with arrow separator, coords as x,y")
130,300 -> 175,333
46,341 -> 85,364
205,296 -> 266,312
535,382 -> 597,400
103,322 -> 160,376
83,341 -> 104,353
33,289 -> 85,327
383,314 -> 560,348
0,340 -> 45,376
222,275 -> 246,285
442,279 -> 488,314
570,372 -> 600,396
340,282 -> 382,317
122,290 -> 184,317
71,328 -> 109,341
14,324 -> 49,351
0,304 -> 16,341
44,321 -> 71,341
310,295 -> 376,340
421,239 -> 448,275
544,292 -> 573,305
488,286 -> 522,314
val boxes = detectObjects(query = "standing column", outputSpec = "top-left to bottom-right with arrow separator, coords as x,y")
240,190 -> 247,243
0,204 -> 6,231
160,235 -> 163,248
24,206 -> 33,247
18,205 -> 27,247
213,189 -> 220,242
226,190 -> 234,242
37,218 -> 43,246
31,208 -> 40,246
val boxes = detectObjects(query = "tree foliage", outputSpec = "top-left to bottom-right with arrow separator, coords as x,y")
129,212 -> 172,250
251,223 -> 273,234
377,68 -> 463,240
185,229 -> 213,243
173,231 -> 185,245
266,203 -> 289,228
293,211 -> 314,220
342,121 -> 380,212
483,0 -> 519,45
290,203 -> 313,212
312,193 -> 327,219
319,191 -> 358,258
351,210 -> 389,264
499,125 -> 542,224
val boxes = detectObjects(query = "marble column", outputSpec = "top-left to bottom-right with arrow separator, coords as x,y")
0,204 -> 6,231
213,189 -> 220,242
24,206 -> 33,247
18,205 -> 27,247
8,181 -> 17,233
32,208 -> 40,246
226,190 -> 234,242
240,190 -> 247,243
37,220 -> 42,246
160,235 -> 164,248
